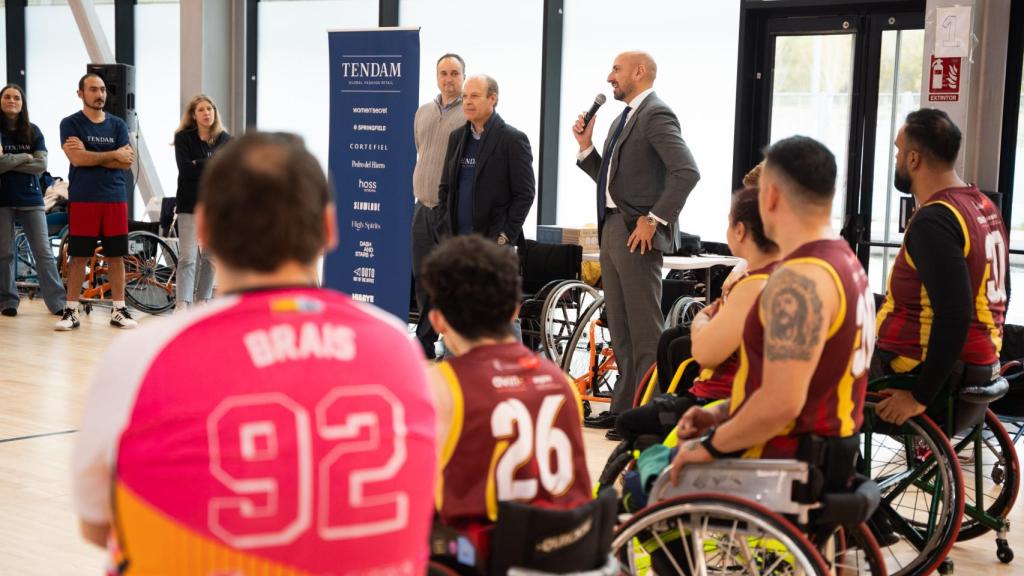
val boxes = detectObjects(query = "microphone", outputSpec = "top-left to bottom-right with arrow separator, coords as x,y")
582,94 -> 606,127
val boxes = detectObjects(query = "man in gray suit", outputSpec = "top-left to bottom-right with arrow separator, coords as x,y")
573,51 -> 700,433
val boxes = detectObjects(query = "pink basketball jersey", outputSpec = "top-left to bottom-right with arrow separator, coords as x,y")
75,288 -> 436,575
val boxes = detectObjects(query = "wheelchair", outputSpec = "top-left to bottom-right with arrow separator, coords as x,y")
428,489 -> 620,575
13,211 -> 68,298
57,226 -> 178,315
559,292 -> 706,418
859,370 -> 1018,575
610,437 -> 888,575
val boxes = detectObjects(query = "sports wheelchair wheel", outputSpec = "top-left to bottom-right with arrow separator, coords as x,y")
860,396 -> 963,576
821,523 -> 888,576
665,296 -> 705,329
123,231 -> 178,314
560,297 -> 618,412
953,408 -> 1019,542
612,493 -> 830,575
14,231 -> 37,284
539,280 -> 600,366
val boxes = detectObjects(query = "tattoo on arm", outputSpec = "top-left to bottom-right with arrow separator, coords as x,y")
762,268 -> 824,361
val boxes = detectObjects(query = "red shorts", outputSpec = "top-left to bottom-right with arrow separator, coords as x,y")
69,202 -> 129,257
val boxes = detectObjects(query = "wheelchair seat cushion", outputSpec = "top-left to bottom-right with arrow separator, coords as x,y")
959,375 -> 1009,404
489,489 -> 617,575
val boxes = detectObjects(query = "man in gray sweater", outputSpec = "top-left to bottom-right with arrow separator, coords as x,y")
412,53 -> 465,358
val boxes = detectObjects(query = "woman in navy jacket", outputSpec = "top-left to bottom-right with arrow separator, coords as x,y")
0,84 -> 65,316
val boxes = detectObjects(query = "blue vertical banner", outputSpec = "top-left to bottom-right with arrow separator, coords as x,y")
325,28 -> 420,320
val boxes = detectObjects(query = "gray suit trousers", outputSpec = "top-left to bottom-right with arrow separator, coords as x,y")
600,215 -> 663,413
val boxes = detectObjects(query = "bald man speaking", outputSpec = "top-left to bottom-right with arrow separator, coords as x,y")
573,51 -> 700,435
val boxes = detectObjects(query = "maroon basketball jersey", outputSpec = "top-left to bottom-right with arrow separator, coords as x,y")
731,239 -> 874,458
690,262 -> 777,400
436,343 -> 592,527
877,186 -> 1008,369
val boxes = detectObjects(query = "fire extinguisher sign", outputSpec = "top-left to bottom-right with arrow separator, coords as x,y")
928,55 -> 961,102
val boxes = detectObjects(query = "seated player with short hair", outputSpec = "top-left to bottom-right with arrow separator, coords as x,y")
613,186 -> 779,444
72,132 -> 437,574
422,235 -> 592,560
669,135 -> 874,481
874,108 -> 1008,425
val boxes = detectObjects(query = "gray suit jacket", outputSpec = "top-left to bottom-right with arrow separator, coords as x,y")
577,92 -> 700,254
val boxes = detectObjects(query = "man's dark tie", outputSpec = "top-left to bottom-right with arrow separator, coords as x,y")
597,106 -> 632,227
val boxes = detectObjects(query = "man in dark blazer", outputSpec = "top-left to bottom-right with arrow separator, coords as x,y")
436,75 -> 535,246
573,51 -> 700,434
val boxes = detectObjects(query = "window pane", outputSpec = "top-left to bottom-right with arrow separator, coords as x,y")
1010,63 -> 1024,323
558,0 -> 739,244
26,1 -> 116,185
869,28 -> 923,293
401,0 -> 544,238
257,0 -> 377,170
770,34 -> 855,233
135,0 -> 180,218
0,3 -> 7,84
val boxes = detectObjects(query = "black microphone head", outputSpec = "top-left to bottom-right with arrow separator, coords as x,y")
594,93 -> 607,106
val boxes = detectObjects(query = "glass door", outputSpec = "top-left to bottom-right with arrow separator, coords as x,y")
768,31 -> 857,232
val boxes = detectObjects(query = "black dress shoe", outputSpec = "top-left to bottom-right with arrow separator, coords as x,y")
1,308 -> 16,317
605,429 -> 623,441
584,412 -> 618,429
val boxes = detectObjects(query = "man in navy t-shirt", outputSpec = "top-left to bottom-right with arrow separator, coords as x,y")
56,73 -> 137,331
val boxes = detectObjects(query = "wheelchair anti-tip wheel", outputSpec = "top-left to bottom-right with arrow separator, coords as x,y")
861,396 -> 963,576
612,493 -> 830,575
952,408 -> 1019,543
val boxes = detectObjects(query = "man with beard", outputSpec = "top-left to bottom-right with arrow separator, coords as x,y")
56,73 -> 137,331
874,108 -> 1009,425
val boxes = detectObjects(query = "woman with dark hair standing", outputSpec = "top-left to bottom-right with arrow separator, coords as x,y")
0,84 -> 65,316
174,94 -> 231,311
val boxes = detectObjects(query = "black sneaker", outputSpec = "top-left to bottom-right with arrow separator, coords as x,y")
55,307 -> 80,331
110,306 -> 138,329
1,308 -> 16,317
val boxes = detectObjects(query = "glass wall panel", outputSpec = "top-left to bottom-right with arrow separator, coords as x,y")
26,1 -> 115,183
558,0 -> 740,243
401,0 -> 544,237
136,0 -> 180,214
257,0 -> 377,170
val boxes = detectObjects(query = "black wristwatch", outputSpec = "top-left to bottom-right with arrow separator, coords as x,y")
700,427 -> 743,459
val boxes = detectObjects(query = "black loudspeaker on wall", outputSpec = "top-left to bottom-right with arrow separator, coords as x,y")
86,63 -> 136,132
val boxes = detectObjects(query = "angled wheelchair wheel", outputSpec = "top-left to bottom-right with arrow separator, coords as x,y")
612,493 -> 830,575
123,231 -> 178,315
539,280 -> 600,365
665,296 -> 705,330
861,396 -> 963,576
518,279 -> 566,353
954,408 -> 1019,542
821,523 -> 889,576
560,297 -> 618,403
14,231 -> 37,284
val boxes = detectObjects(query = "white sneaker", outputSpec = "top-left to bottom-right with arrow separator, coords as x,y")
174,300 -> 189,313
55,307 -> 81,331
111,306 -> 138,329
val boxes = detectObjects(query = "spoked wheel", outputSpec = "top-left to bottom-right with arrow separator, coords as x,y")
560,297 -> 618,401
14,232 -> 37,283
665,296 -> 706,329
123,231 -> 178,314
540,280 -> 600,365
860,396 -> 963,576
953,408 -> 1019,541
819,523 -> 889,576
612,493 -> 830,575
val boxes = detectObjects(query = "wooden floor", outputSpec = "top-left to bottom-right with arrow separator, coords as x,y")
1,298 -> 1022,574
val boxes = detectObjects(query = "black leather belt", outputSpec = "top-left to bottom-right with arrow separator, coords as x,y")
605,207 -> 620,215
